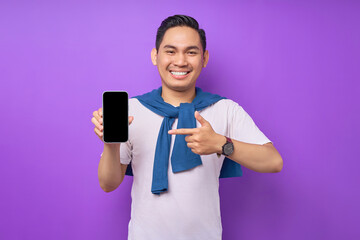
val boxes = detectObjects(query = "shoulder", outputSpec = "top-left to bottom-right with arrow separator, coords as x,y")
207,99 -> 245,115
129,97 -> 140,105
128,97 -> 146,110
128,97 -> 163,120
127,98 -> 144,116
200,98 -> 247,125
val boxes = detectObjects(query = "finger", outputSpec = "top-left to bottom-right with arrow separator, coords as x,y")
168,128 -> 197,135
185,135 -> 196,143
98,108 -> 103,117
129,116 -> 134,125
93,110 -> 103,125
190,148 -> 199,154
94,127 -> 103,138
195,111 -> 208,126
187,142 -> 196,149
91,117 -> 103,131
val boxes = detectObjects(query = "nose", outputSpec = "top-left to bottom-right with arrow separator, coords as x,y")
173,53 -> 188,67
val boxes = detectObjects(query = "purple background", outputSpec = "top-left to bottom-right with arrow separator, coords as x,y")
1,1 -> 359,239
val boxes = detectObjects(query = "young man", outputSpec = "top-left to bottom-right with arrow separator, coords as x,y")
92,15 -> 283,240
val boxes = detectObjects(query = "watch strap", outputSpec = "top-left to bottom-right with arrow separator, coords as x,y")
217,137 -> 233,157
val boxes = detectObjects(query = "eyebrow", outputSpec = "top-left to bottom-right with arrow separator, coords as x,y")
163,45 -> 200,51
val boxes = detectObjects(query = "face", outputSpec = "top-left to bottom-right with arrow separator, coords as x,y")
151,26 -> 209,93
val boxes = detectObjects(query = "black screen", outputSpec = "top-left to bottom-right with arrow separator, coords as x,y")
102,91 -> 128,143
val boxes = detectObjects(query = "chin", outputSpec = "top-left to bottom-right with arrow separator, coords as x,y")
163,81 -> 195,92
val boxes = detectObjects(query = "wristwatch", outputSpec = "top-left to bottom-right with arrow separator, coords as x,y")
217,137 -> 234,157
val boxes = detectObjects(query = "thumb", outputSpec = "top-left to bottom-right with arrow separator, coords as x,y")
129,116 -> 134,125
195,111 -> 208,126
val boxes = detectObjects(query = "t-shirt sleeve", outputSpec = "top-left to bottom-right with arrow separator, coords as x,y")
120,140 -> 132,165
228,100 -> 272,145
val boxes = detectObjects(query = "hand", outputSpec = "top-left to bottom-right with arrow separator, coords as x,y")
91,107 -> 134,143
168,111 -> 226,155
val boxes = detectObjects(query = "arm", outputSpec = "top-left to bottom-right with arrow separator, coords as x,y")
214,136 -> 283,173
169,111 -> 283,174
92,107 -> 134,193
98,144 -> 128,192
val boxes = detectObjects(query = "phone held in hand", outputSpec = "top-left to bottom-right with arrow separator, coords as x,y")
102,91 -> 129,143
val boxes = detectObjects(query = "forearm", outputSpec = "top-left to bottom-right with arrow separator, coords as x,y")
215,135 -> 283,173
98,144 -> 124,192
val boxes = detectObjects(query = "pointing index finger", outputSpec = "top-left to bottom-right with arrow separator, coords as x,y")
168,128 -> 196,135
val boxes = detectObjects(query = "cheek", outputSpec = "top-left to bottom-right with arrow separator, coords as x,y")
159,65 -> 168,73
157,57 -> 171,69
191,60 -> 202,72
191,57 -> 203,67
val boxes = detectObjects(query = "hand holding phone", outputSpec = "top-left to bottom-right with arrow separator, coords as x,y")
91,91 -> 133,143
101,91 -> 130,143
92,107 -> 134,143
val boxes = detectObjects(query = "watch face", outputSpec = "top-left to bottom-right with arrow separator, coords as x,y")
224,142 -> 234,156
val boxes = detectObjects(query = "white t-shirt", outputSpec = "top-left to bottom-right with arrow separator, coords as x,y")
112,98 -> 271,240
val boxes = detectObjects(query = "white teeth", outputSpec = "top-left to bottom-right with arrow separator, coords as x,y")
171,71 -> 188,76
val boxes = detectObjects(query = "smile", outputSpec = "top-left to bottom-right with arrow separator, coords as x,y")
170,71 -> 191,79
170,71 -> 189,76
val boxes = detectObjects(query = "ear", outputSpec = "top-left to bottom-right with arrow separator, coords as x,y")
151,48 -> 157,66
203,50 -> 209,68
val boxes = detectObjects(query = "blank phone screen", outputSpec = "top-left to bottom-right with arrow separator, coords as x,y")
102,91 -> 128,143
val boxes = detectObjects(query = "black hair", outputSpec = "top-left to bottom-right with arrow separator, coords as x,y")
156,15 -> 206,52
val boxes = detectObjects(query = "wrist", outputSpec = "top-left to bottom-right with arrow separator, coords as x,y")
216,134 -> 227,154
104,143 -> 120,153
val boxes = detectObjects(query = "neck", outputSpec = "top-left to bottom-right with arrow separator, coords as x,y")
161,86 -> 196,107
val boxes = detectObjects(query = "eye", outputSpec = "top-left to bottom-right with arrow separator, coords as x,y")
166,50 -> 175,54
188,51 -> 198,55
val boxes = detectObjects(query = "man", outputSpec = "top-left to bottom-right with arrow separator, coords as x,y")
91,15 -> 283,240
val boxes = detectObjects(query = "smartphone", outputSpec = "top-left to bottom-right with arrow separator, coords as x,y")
102,91 -> 128,143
